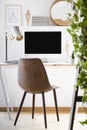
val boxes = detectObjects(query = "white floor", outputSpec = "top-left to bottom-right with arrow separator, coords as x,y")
0,112 -> 87,130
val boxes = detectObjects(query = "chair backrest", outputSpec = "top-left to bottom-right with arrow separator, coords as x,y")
18,58 -> 52,94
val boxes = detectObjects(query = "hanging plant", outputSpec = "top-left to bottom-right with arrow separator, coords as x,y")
66,0 -> 87,125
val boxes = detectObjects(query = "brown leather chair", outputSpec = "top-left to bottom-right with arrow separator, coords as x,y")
14,58 -> 59,128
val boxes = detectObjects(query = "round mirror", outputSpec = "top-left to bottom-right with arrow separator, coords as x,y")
50,0 -> 72,26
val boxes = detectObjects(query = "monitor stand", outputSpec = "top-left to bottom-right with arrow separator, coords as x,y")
41,58 -> 48,63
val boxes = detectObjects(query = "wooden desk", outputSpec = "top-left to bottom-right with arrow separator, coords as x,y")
0,62 -> 76,124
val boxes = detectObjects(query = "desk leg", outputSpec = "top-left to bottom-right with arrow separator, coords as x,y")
0,66 -> 11,120
68,87 -> 78,130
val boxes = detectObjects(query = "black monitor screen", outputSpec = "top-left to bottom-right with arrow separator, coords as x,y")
25,31 -> 61,54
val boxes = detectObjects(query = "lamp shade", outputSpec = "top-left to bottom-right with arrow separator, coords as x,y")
13,26 -> 23,41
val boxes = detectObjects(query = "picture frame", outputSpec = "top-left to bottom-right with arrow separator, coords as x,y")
6,5 -> 21,26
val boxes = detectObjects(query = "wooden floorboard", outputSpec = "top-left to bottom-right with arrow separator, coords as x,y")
0,107 -> 85,113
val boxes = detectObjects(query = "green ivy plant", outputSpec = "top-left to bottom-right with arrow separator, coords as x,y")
66,0 -> 87,125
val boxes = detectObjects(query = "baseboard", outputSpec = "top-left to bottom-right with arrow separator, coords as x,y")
0,107 -> 85,113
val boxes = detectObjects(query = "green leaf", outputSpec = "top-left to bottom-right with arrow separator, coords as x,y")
79,119 -> 87,125
67,0 -> 87,125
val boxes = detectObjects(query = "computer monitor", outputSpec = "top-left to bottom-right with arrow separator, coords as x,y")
24,27 -> 62,63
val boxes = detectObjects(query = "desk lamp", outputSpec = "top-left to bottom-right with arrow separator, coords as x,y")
13,26 -> 23,41
5,26 -> 23,62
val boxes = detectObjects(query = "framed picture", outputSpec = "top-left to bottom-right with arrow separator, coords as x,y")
6,5 -> 21,26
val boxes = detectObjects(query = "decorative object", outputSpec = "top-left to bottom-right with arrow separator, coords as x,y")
50,0 -> 73,26
6,5 -> 21,26
25,9 -> 31,26
65,41 -> 70,62
67,0 -> 87,125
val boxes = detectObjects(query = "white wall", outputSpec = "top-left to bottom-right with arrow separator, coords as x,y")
0,0 -> 78,108
0,0 -> 54,62
0,0 -> 73,62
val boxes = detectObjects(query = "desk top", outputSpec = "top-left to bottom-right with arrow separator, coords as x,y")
0,60 -> 18,66
44,62 -> 75,66
0,61 -> 75,67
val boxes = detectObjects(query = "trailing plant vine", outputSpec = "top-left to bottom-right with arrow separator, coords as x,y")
66,0 -> 87,125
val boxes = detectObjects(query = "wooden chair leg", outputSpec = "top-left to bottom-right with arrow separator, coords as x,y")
32,94 -> 35,119
14,91 -> 27,126
42,92 -> 47,128
53,89 -> 59,121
